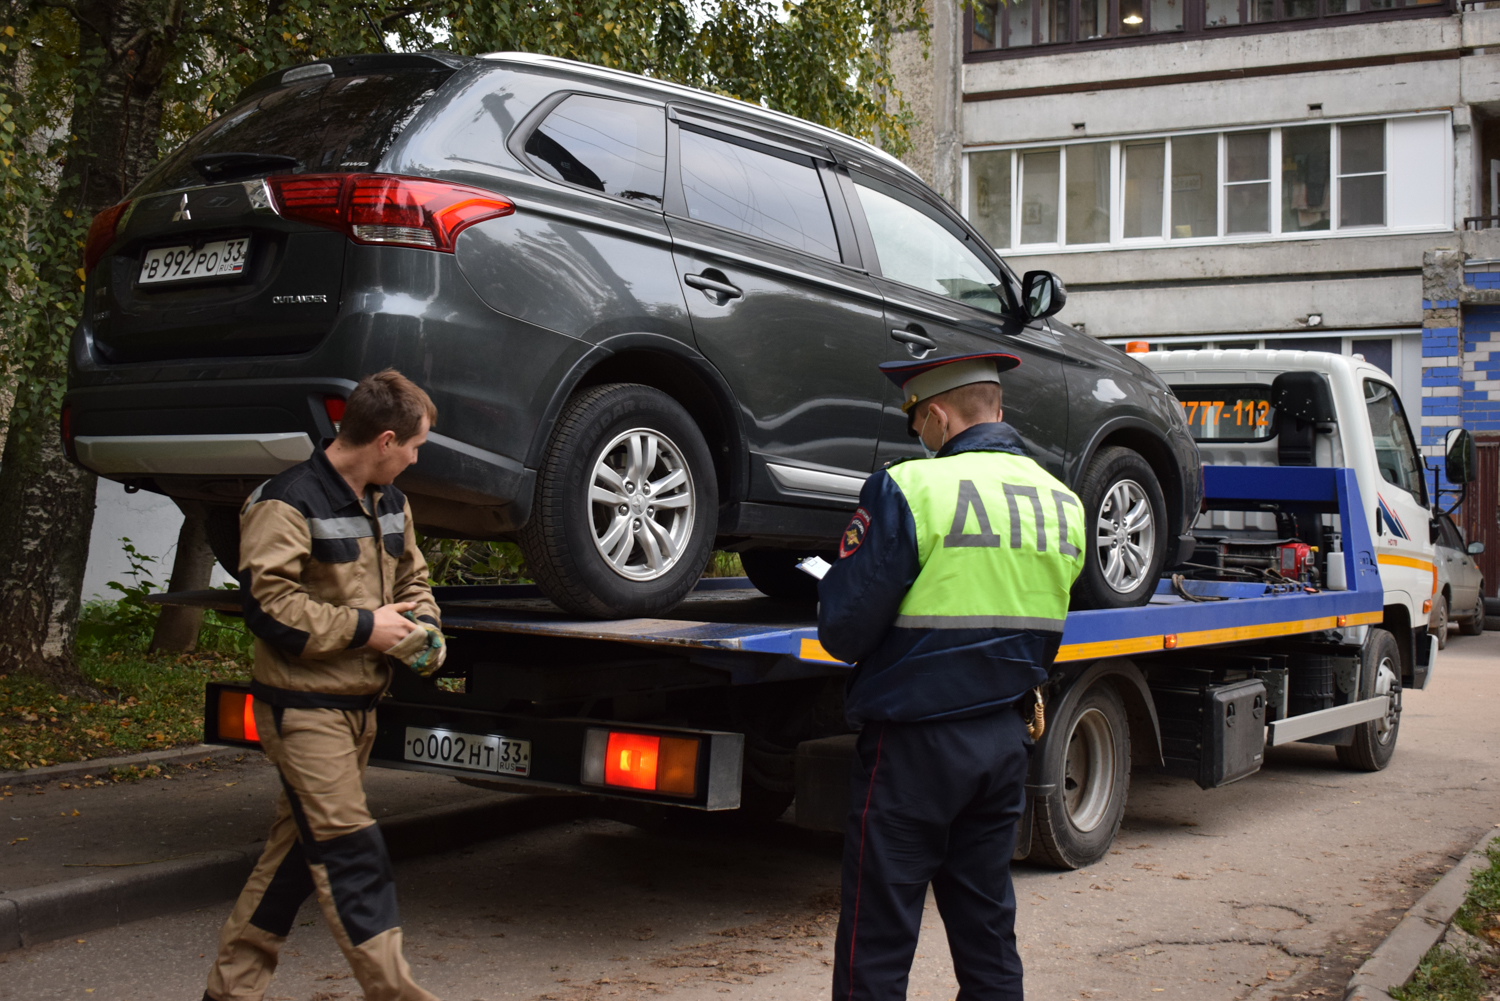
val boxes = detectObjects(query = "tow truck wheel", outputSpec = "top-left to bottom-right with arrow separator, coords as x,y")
519,384 -> 718,618
1336,627 -> 1402,772
1071,446 -> 1169,610
1431,595 -> 1449,649
1030,681 -> 1131,869
1459,591 -> 1485,636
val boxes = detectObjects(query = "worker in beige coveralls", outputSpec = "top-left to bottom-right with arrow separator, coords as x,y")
205,370 -> 446,1001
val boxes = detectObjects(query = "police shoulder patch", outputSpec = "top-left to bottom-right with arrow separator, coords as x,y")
839,507 -> 871,559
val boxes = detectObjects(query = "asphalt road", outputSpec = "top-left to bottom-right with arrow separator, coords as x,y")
3,627 -> 1497,1001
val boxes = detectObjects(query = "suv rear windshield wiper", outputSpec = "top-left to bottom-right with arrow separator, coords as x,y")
193,152 -> 300,183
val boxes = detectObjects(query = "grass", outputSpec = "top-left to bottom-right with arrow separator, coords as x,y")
1390,841 -> 1500,1001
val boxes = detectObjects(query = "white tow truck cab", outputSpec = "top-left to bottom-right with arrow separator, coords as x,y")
1139,348 -> 1464,691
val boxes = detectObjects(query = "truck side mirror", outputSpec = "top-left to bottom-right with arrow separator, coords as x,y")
1470,541 -> 1486,556
1444,427 -> 1477,485
1021,271 -> 1067,320
1270,371 -> 1337,422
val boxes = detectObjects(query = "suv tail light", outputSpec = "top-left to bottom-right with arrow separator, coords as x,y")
323,396 -> 346,434
83,200 -> 133,275
267,174 -> 514,252
60,402 -> 77,463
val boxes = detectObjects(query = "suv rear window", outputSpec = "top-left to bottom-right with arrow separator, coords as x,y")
131,68 -> 454,195
1168,385 -> 1276,442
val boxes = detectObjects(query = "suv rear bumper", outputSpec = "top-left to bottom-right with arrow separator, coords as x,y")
65,378 -> 534,537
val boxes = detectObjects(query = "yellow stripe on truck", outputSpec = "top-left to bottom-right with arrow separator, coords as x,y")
799,610 -> 1386,665
1377,553 -> 1438,594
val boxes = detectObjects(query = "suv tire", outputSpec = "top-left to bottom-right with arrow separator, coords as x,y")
741,549 -> 831,603
1460,590 -> 1486,636
1431,594 -> 1449,649
519,383 -> 718,618
1071,446 -> 1169,610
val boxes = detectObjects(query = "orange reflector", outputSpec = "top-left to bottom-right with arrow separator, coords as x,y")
1337,614 -> 1349,627
656,736 -> 700,796
1163,634 -> 1179,649
217,691 -> 259,743
605,732 -> 659,790
1422,599 -> 1431,616
1125,341 -> 1150,354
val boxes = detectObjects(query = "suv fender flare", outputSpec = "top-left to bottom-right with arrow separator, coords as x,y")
1030,656 -> 1163,799
524,331 -> 749,502
1070,414 -> 1190,553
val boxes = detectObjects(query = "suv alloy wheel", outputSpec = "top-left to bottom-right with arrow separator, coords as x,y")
519,384 -> 717,618
1071,446 -> 1170,609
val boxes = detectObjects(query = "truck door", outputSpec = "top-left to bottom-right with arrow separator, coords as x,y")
840,169 -> 1069,478
1362,379 -> 1437,610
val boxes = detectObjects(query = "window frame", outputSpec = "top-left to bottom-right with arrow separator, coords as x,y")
962,113 -> 1448,256
849,166 -> 1025,315
1363,376 -> 1429,507
663,114 -> 852,266
511,90 -> 669,209
965,0 -> 1452,60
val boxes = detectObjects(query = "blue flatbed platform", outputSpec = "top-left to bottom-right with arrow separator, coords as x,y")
432,466 -> 1384,668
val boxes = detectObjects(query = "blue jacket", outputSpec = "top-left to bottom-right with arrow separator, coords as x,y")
818,422 -> 1064,727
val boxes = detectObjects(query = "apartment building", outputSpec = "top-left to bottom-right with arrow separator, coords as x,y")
893,0 -> 1500,575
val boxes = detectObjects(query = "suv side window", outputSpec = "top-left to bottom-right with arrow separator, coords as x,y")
677,126 -> 840,261
524,95 -> 665,206
852,172 -> 1007,316
1364,378 -> 1427,504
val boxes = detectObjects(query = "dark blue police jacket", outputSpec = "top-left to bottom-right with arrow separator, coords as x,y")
817,422 -> 1060,728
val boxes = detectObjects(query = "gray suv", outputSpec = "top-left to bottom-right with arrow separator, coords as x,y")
65,51 -> 1201,617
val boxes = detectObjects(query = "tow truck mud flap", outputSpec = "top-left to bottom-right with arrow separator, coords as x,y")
202,683 -> 745,810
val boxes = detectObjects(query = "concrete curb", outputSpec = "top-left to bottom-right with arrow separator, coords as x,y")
1344,832 -> 1497,1000
0,744 -> 249,787
0,789 -> 591,952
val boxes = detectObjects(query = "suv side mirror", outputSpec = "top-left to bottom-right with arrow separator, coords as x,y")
1445,427 -> 1477,485
1469,541 -> 1486,556
1021,271 -> 1067,320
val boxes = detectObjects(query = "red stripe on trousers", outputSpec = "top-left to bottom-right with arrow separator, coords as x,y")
847,724 -> 885,1001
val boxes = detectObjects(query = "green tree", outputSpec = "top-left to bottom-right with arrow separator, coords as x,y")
0,0 -> 928,688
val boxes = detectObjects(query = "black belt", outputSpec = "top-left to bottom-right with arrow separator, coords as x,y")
249,680 -> 383,711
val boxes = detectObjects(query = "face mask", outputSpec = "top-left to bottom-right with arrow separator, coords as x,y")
917,408 -> 948,458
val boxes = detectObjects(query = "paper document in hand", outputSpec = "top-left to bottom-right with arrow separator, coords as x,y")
797,556 -> 831,579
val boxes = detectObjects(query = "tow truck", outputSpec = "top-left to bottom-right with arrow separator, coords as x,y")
173,350 -> 1474,869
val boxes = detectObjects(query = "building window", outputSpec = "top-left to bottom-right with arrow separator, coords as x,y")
967,0 -> 1452,55
963,115 -> 1447,254
1339,121 -> 1386,227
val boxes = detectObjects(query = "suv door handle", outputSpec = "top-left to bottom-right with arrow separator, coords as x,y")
890,327 -> 937,358
684,272 -> 743,301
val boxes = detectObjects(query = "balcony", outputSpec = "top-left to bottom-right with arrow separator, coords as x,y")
965,0 -> 1453,59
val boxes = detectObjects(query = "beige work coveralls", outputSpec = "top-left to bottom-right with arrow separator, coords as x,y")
205,448 -> 440,1001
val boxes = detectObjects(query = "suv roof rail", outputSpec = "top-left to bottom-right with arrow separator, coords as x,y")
479,51 -> 916,179
239,51 -> 468,103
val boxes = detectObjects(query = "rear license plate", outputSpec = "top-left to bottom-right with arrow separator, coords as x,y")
138,237 -> 249,285
403,726 -> 531,777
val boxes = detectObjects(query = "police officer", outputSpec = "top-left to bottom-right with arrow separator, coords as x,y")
818,352 -> 1085,1001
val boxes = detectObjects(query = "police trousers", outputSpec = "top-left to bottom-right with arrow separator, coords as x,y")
832,708 -> 1030,1001
205,702 -> 435,1001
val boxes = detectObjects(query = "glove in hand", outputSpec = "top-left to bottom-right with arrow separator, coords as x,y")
386,611 -> 446,677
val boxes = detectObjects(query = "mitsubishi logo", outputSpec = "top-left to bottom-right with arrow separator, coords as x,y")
171,193 -> 191,222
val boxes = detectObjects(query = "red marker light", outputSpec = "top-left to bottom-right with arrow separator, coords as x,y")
216,690 -> 260,744
586,729 -> 700,797
323,396 -> 346,434
605,732 -> 659,791
83,200 -> 133,276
